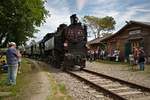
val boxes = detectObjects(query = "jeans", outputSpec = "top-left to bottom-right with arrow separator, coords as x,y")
8,64 -> 18,85
139,62 -> 144,71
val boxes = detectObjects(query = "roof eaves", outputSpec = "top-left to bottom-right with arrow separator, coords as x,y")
130,20 -> 150,27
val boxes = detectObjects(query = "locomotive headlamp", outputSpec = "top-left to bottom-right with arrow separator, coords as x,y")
64,43 -> 68,47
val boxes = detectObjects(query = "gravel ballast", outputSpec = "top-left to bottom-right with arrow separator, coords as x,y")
45,65 -> 112,100
39,61 -> 150,100
85,61 -> 150,88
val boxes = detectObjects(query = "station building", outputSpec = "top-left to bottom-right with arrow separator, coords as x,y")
87,21 -> 150,62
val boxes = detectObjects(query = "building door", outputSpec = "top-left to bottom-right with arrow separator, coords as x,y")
125,41 -> 131,60
131,39 -> 144,50
131,40 -> 140,48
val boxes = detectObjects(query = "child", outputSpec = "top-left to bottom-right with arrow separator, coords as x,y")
17,49 -> 22,73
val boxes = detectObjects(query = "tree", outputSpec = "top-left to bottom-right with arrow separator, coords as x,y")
83,16 -> 116,38
0,0 -> 49,47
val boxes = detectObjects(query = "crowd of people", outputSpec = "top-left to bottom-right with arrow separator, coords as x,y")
87,48 -> 120,62
0,42 -> 22,85
87,46 -> 146,71
87,49 -> 106,61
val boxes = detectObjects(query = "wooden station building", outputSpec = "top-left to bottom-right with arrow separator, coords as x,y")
87,21 -> 150,62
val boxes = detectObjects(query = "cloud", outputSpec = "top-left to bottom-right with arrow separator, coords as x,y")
130,4 -> 150,13
93,10 -> 119,18
33,0 -> 71,42
29,0 -> 150,43
121,4 -> 150,20
76,0 -> 87,10
83,0 -> 119,17
88,1 -> 150,26
121,9 -> 137,20
93,0 -> 117,4
81,0 -> 150,41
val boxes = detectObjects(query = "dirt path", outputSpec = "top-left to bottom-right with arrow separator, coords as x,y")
1,58 -> 73,100
21,59 -> 50,100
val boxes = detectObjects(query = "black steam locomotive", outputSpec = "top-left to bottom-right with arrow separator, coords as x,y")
25,14 -> 87,70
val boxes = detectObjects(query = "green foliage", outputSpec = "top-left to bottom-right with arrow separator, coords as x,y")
0,0 -> 49,46
101,32 -> 112,37
98,43 -> 106,50
83,16 -> 116,38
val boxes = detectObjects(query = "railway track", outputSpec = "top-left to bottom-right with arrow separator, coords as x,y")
66,69 -> 150,100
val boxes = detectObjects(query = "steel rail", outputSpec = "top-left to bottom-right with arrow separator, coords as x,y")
66,70 -> 127,100
82,69 -> 150,93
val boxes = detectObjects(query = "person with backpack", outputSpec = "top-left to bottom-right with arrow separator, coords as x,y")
138,47 -> 146,71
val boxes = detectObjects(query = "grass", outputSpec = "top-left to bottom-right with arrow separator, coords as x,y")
47,73 -> 72,100
0,58 -> 32,100
0,48 -> 7,51
0,58 -> 72,100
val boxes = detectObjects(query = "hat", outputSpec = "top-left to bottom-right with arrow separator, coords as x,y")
9,42 -> 16,47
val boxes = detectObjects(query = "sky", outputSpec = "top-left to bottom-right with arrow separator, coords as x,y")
33,0 -> 150,42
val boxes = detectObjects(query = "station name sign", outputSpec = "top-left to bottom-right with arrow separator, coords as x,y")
129,30 -> 141,35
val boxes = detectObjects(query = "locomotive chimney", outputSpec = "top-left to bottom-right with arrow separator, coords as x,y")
70,14 -> 78,24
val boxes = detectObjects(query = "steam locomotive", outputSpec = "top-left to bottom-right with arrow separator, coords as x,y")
25,14 -> 87,70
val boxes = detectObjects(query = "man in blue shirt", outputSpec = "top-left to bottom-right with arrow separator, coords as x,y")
6,42 -> 18,85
